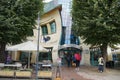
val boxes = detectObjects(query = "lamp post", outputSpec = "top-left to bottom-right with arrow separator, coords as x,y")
36,12 -> 40,80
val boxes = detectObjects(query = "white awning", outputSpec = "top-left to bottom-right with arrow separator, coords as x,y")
6,41 -> 48,52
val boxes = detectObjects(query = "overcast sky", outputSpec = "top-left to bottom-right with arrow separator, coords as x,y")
44,0 -> 52,2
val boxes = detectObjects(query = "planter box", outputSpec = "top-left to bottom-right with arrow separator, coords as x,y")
0,71 -> 15,77
15,71 -> 32,78
38,71 -> 52,79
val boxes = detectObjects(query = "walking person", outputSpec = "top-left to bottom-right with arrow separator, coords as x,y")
98,55 -> 104,72
72,55 -> 76,67
66,53 -> 72,67
74,52 -> 81,71
112,52 -> 117,67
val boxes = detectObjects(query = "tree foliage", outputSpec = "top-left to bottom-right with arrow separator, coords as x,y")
0,0 -> 43,62
72,0 -> 120,61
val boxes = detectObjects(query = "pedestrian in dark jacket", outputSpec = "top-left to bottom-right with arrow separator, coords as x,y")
66,53 -> 72,67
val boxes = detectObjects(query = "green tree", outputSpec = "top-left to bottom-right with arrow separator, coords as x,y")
0,0 -> 43,62
72,0 -> 120,63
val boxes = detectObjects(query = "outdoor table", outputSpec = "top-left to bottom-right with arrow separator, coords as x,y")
35,62 -> 52,70
33,62 -> 43,70
4,63 -> 22,70
38,62 -> 43,65
42,64 -> 52,70
42,64 -> 52,68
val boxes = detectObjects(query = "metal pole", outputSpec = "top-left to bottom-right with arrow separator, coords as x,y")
28,51 -> 30,68
36,12 -> 40,80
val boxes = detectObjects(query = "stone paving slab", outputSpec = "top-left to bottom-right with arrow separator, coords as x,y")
77,66 -> 120,80
0,65 -> 120,80
60,65 -> 120,80
60,66 -> 92,80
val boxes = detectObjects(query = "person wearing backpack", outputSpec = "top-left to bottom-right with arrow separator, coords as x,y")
74,52 -> 81,71
98,55 -> 104,72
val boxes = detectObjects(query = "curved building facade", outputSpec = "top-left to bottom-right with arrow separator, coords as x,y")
37,2 -> 63,64
39,0 -> 82,65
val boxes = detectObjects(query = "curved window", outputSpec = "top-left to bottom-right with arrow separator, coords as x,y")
41,25 -> 48,35
50,21 -> 56,34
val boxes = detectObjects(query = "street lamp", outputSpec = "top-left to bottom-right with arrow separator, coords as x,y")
36,12 -> 40,80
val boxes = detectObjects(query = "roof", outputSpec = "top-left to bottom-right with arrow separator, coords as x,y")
43,1 -> 62,14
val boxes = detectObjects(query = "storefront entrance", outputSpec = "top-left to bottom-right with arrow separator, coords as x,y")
90,47 -> 102,66
58,47 -> 82,66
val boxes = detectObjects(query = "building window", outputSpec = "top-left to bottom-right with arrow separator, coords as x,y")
19,51 -> 32,65
50,21 -> 56,34
38,47 -> 52,62
41,25 -> 48,35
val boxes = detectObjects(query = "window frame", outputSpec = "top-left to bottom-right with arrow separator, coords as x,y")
50,21 -> 56,34
41,24 -> 48,35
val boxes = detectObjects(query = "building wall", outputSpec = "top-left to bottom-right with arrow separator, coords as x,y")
80,39 -> 91,65
38,8 -> 62,64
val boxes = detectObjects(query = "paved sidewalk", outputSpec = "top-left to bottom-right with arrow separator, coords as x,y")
61,66 -> 92,80
0,65 -> 119,80
60,65 -> 120,80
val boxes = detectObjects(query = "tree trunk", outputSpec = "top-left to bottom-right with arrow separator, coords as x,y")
0,42 -> 6,63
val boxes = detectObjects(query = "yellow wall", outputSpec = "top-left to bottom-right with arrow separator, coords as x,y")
40,9 -> 62,45
40,8 -> 62,64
